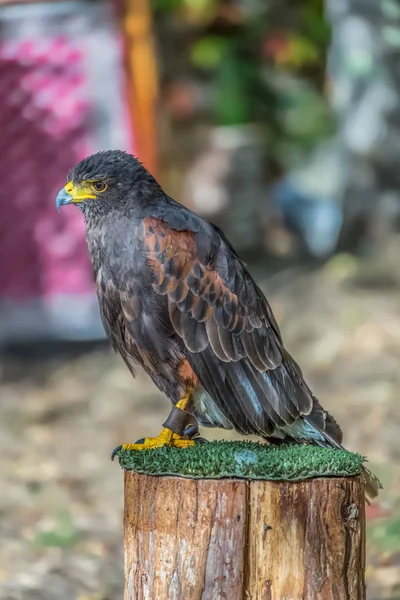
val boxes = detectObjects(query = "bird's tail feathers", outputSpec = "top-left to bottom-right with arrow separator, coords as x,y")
361,465 -> 382,501
283,395 -> 382,500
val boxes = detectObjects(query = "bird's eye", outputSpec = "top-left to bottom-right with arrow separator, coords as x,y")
92,181 -> 107,193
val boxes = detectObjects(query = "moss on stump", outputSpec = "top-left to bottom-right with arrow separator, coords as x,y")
116,440 -> 365,481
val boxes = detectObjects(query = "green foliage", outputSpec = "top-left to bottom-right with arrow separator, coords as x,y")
117,440 -> 364,480
300,0 -> 331,46
153,0 -> 333,166
153,0 -> 218,22
271,75 -> 335,165
152,0 -> 182,14
190,36 -> 228,70
214,46 -> 253,125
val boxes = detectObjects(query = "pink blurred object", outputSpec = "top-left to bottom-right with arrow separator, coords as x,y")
0,36 -> 93,301
365,503 -> 392,522
0,3 -> 135,343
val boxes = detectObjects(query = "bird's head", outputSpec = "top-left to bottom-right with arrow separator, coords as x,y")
56,150 -> 154,214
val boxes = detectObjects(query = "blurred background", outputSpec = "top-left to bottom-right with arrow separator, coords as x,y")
0,0 -> 399,598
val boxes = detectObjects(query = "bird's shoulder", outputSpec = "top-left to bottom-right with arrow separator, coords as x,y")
142,195 -> 240,267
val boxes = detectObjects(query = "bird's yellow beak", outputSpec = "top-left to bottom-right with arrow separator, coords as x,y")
56,181 -> 95,211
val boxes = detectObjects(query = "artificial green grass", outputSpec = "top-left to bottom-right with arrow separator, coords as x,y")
116,441 -> 364,481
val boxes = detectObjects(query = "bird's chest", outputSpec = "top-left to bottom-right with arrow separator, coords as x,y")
85,216 -> 175,352
86,217 -> 147,283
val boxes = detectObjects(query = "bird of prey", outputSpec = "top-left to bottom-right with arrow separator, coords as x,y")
56,150 -> 379,497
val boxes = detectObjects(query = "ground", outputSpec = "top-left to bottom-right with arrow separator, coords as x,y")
0,241 -> 399,600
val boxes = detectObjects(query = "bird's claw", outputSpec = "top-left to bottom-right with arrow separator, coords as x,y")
183,423 -> 208,444
182,423 -> 199,439
111,445 -> 122,461
111,426 -> 208,461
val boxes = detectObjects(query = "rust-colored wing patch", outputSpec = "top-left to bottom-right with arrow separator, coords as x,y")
142,216 -> 282,369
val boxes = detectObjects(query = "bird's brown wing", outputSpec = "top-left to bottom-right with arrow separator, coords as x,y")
141,215 -> 316,437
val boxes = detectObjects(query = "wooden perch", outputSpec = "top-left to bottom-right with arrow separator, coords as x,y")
120,442 -> 366,600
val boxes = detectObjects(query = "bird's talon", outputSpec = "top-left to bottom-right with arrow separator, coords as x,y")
183,423 -> 199,439
111,445 -> 123,461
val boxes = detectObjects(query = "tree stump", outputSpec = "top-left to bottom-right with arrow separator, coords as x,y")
119,442 -> 367,600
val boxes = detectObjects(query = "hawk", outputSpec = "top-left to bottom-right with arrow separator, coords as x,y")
56,150 -> 379,497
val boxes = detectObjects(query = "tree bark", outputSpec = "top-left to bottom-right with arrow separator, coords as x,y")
124,472 -> 365,600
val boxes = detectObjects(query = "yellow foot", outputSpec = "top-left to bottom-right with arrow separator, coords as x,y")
124,431 -> 196,451
111,427 -> 196,459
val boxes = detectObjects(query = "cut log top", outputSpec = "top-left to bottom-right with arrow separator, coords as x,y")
120,442 -> 367,600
